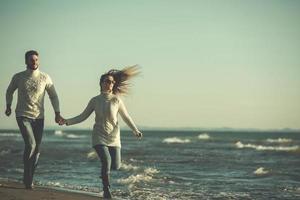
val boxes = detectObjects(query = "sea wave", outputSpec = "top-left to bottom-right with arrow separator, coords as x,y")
54,130 -> 63,136
117,174 -> 153,185
162,137 -> 191,144
43,181 -> 98,193
117,167 -> 159,185
254,167 -> 269,175
144,167 -> 160,175
266,138 -> 292,143
0,133 -> 21,137
6,168 -> 23,173
47,181 -> 62,187
66,134 -> 87,139
87,150 -> 98,160
215,192 -> 251,199
120,163 -> 139,171
235,141 -> 299,152
0,149 -> 11,156
54,130 -> 87,139
198,133 -> 210,140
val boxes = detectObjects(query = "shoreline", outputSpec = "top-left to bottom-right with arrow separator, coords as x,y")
0,179 -> 101,200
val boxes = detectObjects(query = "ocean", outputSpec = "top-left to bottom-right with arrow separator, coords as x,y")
0,129 -> 299,200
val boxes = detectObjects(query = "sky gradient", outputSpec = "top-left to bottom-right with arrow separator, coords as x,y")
1,0 -> 300,130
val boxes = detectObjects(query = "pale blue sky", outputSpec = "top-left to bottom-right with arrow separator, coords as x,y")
1,0 -> 299,129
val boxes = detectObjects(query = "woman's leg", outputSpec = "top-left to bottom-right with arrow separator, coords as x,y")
94,144 -> 112,198
108,146 -> 121,170
94,145 -> 111,177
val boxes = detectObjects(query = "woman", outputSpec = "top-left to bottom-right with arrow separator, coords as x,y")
62,66 -> 142,199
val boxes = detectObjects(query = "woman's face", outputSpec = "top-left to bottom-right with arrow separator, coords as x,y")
101,75 -> 115,93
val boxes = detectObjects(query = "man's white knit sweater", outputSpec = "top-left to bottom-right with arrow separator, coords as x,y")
6,68 -> 60,119
66,93 -> 140,148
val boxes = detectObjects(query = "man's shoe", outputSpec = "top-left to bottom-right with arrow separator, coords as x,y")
103,186 -> 112,199
25,183 -> 34,190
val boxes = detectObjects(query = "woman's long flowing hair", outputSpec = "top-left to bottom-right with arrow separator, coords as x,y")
100,65 -> 140,95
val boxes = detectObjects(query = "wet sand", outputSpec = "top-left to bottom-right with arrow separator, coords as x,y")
0,180 -> 101,200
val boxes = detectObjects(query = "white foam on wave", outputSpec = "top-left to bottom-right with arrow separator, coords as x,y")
40,181 -> 99,193
129,158 -> 143,163
254,167 -> 269,175
163,137 -> 191,144
87,150 -> 98,160
0,149 -> 10,156
54,130 -> 63,136
0,133 -> 21,137
47,181 -> 63,187
235,141 -> 299,152
266,138 -> 292,143
120,163 -> 139,171
144,167 -> 160,174
117,173 -> 153,184
216,191 -> 251,199
7,168 -> 23,173
198,133 -> 210,140
117,167 -> 159,185
54,130 -> 86,139
66,134 -> 86,139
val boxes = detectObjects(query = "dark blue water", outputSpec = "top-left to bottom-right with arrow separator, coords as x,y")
0,129 -> 299,199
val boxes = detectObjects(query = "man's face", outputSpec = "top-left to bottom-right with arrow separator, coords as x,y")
26,54 -> 39,70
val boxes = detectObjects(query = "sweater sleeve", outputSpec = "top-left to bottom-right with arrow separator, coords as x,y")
45,75 -> 60,113
118,98 -> 140,135
66,98 -> 95,126
6,75 -> 18,105
6,74 -> 18,106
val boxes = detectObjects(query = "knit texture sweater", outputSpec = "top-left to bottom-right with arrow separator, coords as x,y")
6,68 -> 60,119
66,93 -> 140,148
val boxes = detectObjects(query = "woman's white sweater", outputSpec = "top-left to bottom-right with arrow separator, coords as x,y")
66,93 -> 140,148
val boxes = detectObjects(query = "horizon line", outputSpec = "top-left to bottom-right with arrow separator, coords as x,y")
0,127 -> 299,132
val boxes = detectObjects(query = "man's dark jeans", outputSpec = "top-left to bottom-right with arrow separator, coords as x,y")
16,117 -> 44,187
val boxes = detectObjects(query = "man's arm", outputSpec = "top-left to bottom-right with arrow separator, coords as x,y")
5,75 -> 18,117
47,86 -> 64,124
45,75 -> 63,123
5,104 -> 12,116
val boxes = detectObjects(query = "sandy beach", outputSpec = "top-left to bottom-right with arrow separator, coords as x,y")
0,180 -> 100,200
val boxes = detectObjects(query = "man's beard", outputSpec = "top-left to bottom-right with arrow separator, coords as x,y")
27,65 -> 38,70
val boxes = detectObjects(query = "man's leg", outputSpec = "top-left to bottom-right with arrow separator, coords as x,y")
16,117 -> 36,189
30,119 -> 44,182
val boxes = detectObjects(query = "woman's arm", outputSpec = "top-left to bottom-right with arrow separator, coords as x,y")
118,98 -> 142,138
66,98 -> 95,126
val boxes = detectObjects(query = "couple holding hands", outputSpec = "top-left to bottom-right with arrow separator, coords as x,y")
5,50 -> 143,199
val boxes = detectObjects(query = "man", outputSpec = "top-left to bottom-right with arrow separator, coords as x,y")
5,50 -> 64,189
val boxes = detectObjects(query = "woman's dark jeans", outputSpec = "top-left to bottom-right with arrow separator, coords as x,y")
94,144 -> 121,177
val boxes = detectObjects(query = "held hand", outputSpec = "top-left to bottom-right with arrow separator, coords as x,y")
5,107 -> 11,117
55,113 -> 66,125
58,118 -> 66,126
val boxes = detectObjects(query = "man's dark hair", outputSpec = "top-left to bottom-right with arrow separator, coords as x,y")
25,50 -> 39,61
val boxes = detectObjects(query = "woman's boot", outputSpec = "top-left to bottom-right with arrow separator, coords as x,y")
102,174 -> 112,199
